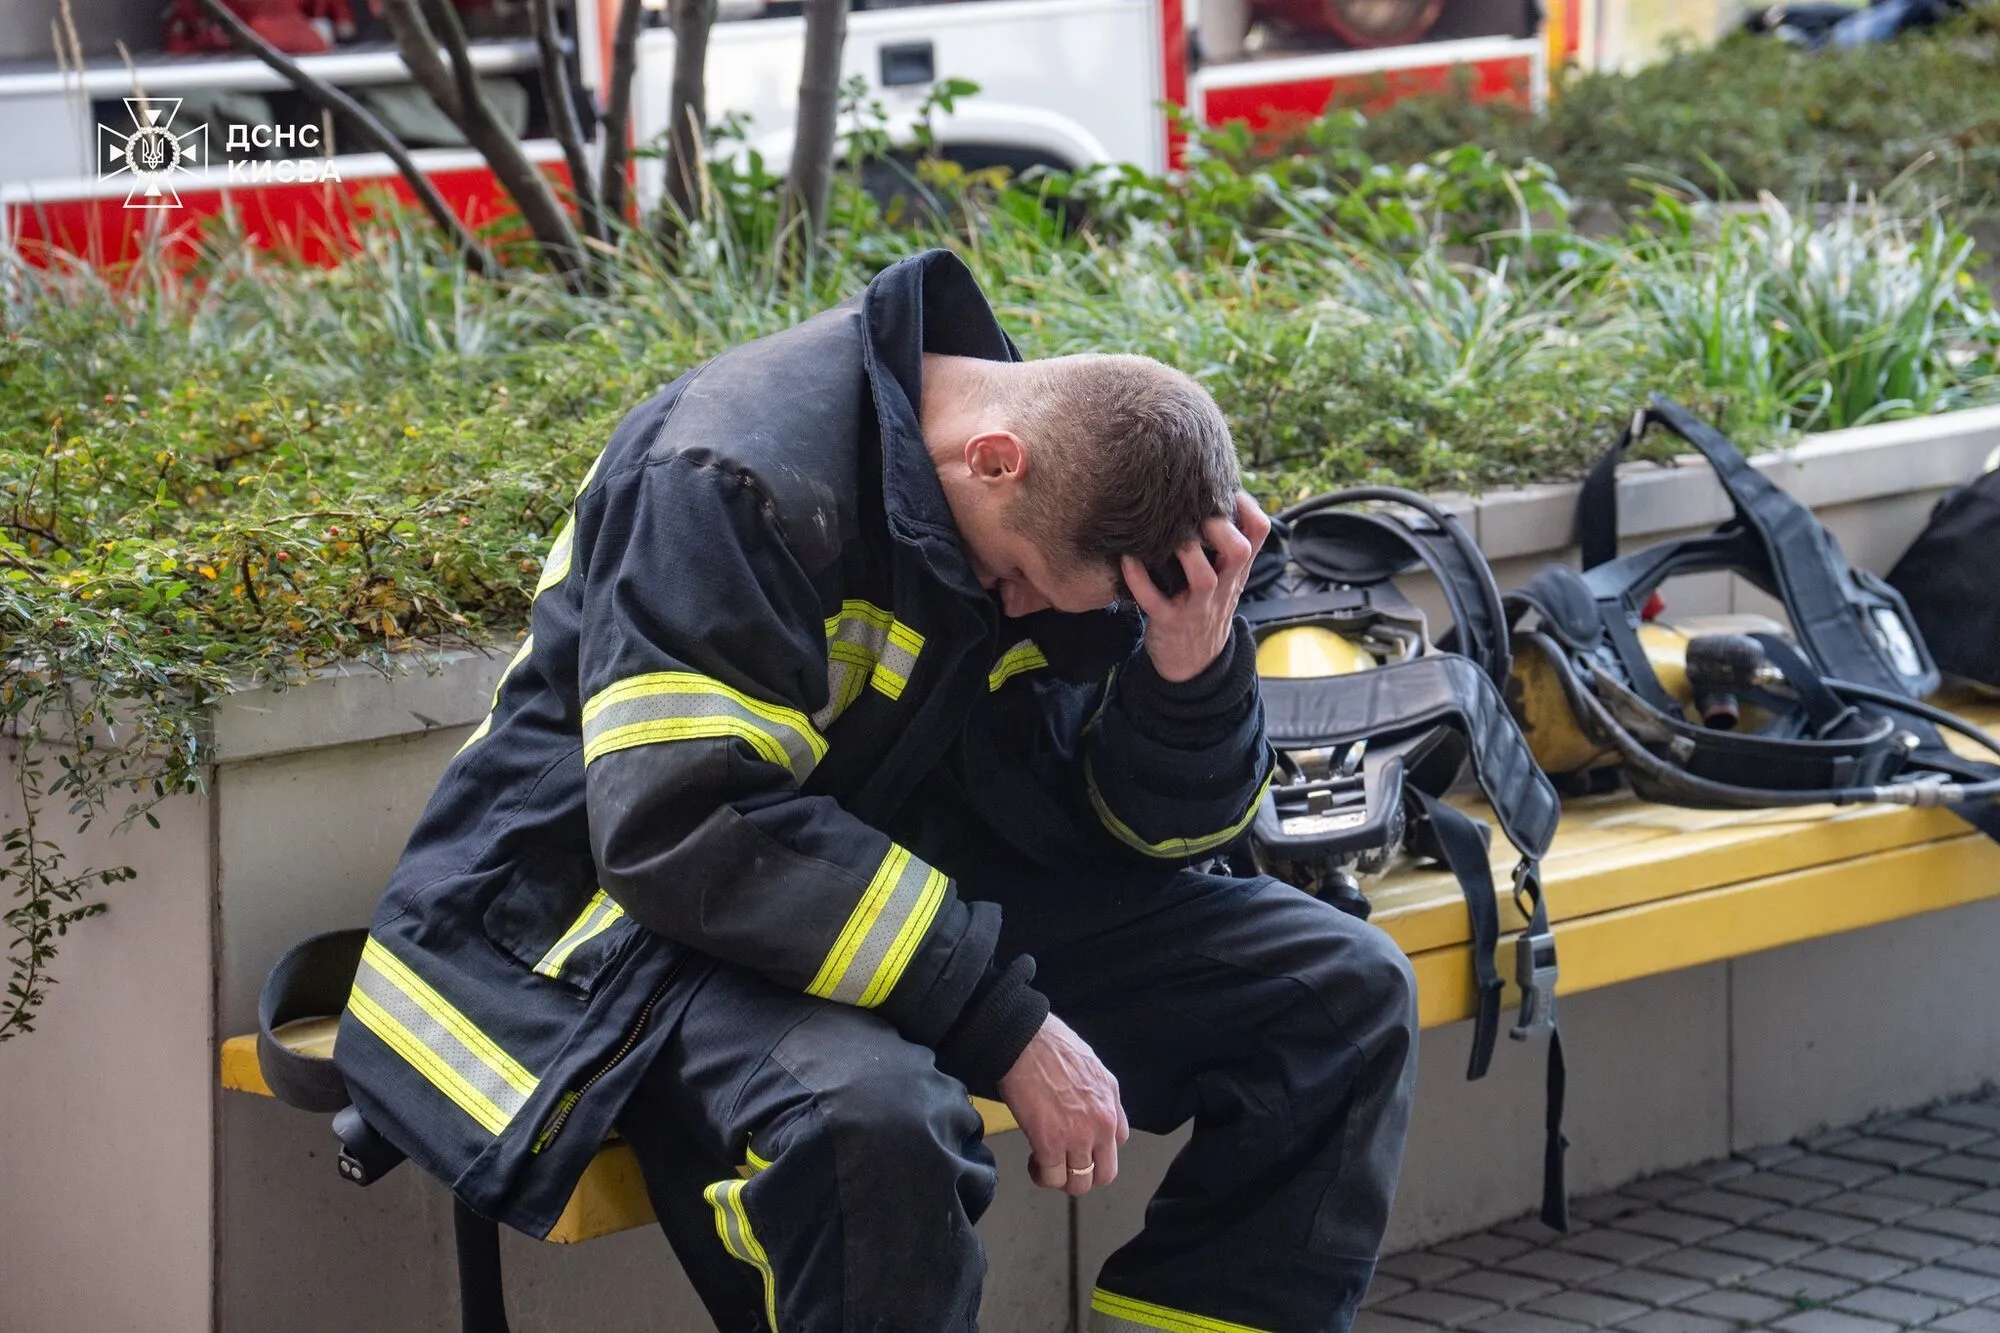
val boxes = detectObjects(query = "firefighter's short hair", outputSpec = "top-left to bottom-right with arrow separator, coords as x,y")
1000,353 -> 1238,581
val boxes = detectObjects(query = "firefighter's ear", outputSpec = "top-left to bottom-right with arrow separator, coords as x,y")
963,430 -> 1028,487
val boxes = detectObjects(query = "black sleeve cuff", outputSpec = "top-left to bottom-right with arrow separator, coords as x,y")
930,953 -> 1050,1099
1117,616 -> 1259,748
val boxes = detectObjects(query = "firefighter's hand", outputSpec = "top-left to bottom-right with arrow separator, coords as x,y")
1122,492 -> 1272,683
998,1012 -> 1129,1197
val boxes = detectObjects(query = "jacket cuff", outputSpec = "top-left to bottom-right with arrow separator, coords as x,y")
889,897 -> 1002,1050
931,953 -> 1050,1099
1118,616 -> 1259,748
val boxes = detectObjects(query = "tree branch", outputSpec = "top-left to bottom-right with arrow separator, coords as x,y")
384,0 -> 589,284
195,0 -> 499,278
597,0 -> 646,228
663,0 -> 716,223
531,0 -> 603,244
375,0 -> 462,122
787,0 -> 850,242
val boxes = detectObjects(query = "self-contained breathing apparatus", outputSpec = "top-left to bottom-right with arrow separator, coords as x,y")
1505,395 -> 2000,838
1237,486 -> 1572,1229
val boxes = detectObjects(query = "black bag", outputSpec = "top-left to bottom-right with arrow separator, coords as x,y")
1888,467 -> 2000,688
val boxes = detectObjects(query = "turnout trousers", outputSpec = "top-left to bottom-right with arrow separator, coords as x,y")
616,870 -> 1419,1333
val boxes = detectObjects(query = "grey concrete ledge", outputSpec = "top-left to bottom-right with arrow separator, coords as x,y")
205,404 -> 2000,764
1460,404 -> 2000,562
211,641 -> 518,764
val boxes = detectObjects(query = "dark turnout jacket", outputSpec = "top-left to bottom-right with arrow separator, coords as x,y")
336,249 -> 1273,1237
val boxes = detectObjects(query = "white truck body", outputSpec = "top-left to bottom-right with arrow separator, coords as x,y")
631,0 -> 1166,209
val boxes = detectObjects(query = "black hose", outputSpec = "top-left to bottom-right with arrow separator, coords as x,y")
1519,632 -> 2000,809
1823,678 -> 2000,764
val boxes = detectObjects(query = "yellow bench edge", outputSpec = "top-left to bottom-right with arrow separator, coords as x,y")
1405,828 -> 2000,1029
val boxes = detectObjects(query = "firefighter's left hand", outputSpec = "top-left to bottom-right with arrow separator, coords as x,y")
1122,492 -> 1271,683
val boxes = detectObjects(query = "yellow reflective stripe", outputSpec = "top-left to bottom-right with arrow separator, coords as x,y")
361,940 -> 537,1096
1088,1290 -> 1272,1333
534,444 -> 604,600
805,844 -> 948,1008
744,1145 -> 773,1173
575,449 -> 604,499
988,639 -> 1049,691
534,515 -> 575,597
823,601 -> 924,701
457,634 -> 536,755
704,1179 -> 779,1331
581,672 -> 828,779
347,938 -> 539,1135
1086,765 -> 1275,860
533,889 -> 628,978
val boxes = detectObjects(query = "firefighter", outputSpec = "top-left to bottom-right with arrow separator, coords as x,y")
335,248 -> 1417,1333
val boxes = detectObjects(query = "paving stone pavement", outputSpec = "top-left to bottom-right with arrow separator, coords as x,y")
1360,1090 -> 2000,1333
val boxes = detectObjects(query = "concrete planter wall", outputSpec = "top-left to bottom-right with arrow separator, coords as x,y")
5,404 -> 2000,1332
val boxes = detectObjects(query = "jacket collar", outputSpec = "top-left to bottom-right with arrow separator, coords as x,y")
860,250 -> 1019,600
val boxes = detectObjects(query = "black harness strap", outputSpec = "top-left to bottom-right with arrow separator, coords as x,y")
1284,487 -> 1513,687
1576,411 -> 1634,574
1541,1026 -> 1570,1232
1418,792 -> 1505,1081
1752,634 -> 1862,738
1418,791 -> 1568,1231
1258,486 -> 1572,1227
1642,397 -> 1931,698
1584,396 -> 1933,697
1573,396 -> 2000,841
1513,859 -> 1569,1233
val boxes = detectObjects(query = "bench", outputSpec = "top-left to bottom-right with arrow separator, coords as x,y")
219,702 -> 2000,1318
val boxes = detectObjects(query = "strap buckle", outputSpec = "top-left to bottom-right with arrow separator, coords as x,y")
1510,929 -> 1559,1040
1510,860 -> 1558,1040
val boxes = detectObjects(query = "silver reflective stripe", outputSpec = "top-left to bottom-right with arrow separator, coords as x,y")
581,673 -> 826,781
704,1179 -> 778,1330
347,939 -> 538,1136
811,655 -> 870,731
806,844 -> 947,1008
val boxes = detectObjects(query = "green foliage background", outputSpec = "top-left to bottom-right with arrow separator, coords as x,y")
1348,5 -> 2000,215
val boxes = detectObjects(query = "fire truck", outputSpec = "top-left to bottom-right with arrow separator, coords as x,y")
0,0 -> 1573,264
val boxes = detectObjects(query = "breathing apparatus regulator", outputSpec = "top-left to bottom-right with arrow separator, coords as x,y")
1239,485 -> 1571,1229
1503,395 -> 2000,838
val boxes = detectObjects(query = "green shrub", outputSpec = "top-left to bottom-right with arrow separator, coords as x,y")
1338,6 -> 2000,214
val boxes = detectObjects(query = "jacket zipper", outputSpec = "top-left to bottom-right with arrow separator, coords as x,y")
531,952 -> 686,1154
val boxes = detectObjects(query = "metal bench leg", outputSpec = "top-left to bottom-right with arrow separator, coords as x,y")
452,1197 -> 512,1333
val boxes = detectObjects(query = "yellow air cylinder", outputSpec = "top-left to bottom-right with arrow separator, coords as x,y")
1256,625 -> 1378,679
1509,616 -> 1786,775
1509,636 -> 1615,776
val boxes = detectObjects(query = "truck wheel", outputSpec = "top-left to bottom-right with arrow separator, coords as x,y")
1319,0 -> 1446,46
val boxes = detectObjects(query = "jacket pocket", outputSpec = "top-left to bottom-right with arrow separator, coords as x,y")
482,856 -> 637,995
